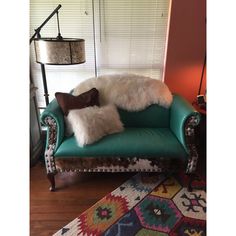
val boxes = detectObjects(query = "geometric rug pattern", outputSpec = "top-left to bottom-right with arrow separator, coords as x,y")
53,173 -> 206,236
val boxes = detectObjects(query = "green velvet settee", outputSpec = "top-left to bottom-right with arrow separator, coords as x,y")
41,94 -> 200,191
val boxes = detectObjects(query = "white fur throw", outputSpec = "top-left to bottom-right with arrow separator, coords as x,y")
73,74 -> 173,111
67,105 -> 124,147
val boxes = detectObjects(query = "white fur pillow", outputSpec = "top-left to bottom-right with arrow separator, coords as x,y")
67,105 -> 124,147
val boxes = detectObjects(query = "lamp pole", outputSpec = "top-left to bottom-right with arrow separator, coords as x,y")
198,54 -> 206,96
40,64 -> 49,106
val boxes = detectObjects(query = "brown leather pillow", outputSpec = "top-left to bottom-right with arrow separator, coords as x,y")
55,88 -> 99,116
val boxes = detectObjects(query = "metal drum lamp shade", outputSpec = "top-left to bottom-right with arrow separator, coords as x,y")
34,38 -> 85,65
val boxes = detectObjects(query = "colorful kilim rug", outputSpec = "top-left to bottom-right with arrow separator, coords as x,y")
53,173 -> 206,236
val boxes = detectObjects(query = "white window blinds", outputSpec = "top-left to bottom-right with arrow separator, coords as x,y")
30,0 -> 171,108
96,0 -> 170,78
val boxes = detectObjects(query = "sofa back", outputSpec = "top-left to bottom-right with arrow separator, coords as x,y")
118,104 -> 170,128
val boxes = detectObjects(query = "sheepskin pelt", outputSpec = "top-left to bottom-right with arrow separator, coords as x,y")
67,105 -> 124,147
72,74 -> 173,111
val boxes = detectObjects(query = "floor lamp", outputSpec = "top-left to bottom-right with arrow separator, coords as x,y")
30,4 -> 86,107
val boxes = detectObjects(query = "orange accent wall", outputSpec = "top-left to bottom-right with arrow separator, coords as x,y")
164,0 -> 206,103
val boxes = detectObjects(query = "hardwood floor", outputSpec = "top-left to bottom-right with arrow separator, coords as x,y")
30,161 -> 134,236
30,161 -> 206,236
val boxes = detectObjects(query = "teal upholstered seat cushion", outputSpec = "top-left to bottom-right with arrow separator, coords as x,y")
54,128 -> 188,161
118,105 -> 170,128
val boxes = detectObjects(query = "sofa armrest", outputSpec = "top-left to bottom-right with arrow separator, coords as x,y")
170,94 -> 201,153
41,98 -> 65,154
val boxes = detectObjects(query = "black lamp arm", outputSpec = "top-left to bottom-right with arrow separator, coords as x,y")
56,11 -> 63,40
30,4 -> 62,44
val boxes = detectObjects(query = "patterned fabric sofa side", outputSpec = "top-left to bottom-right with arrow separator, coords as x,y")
41,94 -> 200,191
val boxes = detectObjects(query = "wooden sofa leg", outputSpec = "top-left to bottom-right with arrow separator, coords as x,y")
187,174 -> 194,192
186,173 -> 201,192
47,173 -> 56,192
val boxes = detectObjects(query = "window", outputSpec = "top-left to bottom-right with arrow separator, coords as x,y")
30,0 -> 171,108
96,0 -> 170,78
